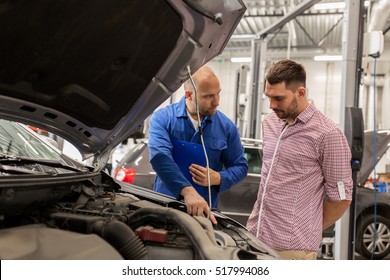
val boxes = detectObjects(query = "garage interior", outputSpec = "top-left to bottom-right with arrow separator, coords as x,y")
56,0 -> 390,260
150,0 -> 390,260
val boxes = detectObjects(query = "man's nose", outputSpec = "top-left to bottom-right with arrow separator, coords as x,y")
269,100 -> 277,110
212,96 -> 219,106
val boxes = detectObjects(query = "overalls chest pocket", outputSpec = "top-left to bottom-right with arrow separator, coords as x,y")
204,137 -> 227,170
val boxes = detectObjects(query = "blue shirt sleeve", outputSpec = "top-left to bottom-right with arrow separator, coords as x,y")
148,109 -> 192,198
218,126 -> 248,192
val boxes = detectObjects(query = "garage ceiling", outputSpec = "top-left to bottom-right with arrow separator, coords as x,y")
223,0 -> 390,59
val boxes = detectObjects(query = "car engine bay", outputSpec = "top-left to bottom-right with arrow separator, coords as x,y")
0,172 -> 278,260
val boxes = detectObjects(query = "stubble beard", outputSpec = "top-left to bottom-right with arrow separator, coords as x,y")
274,97 -> 299,120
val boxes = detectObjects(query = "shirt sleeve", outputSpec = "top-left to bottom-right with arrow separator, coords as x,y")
218,126 -> 248,192
321,128 -> 353,201
148,109 -> 192,198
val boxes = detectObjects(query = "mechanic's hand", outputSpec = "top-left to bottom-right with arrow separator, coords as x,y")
189,164 -> 221,187
180,186 -> 217,224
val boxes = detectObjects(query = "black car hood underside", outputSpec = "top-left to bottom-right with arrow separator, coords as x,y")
0,0 -> 246,169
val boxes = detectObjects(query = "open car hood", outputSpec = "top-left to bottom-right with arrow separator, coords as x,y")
357,129 -> 390,185
0,0 -> 246,169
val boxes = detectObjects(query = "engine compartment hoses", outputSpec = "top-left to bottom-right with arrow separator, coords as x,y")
92,220 -> 148,260
127,207 -> 221,259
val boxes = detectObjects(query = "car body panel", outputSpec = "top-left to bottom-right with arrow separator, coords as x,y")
219,173 -> 260,225
357,130 -> 390,185
219,143 -> 262,225
0,0 -> 246,169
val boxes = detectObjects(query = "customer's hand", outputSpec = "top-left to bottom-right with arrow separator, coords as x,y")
180,186 -> 217,224
189,164 -> 221,187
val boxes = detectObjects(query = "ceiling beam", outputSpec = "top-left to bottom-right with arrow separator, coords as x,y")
256,0 -> 322,39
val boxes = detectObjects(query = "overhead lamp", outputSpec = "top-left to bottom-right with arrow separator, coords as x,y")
314,1 -> 369,10
230,57 -> 252,63
313,55 -> 342,61
230,34 -> 257,40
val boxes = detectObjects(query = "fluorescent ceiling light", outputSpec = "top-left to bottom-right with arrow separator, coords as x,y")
230,34 -> 257,40
313,55 -> 342,61
231,57 -> 252,63
314,1 -> 369,10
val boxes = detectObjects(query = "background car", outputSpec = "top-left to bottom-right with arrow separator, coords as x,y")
114,130 -> 390,259
354,130 -> 390,259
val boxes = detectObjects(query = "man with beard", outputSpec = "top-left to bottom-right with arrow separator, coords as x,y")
246,59 -> 353,259
148,65 -> 248,225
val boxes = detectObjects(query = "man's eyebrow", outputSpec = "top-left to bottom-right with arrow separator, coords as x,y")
265,93 -> 284,99
203,91 -> 220,96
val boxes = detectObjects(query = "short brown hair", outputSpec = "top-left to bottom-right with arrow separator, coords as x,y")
265,59 -> 306,91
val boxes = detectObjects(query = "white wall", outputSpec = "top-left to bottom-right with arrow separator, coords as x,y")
119,49 -> 390,177
156,61 -> 244,122
159,50 -> 390,186
207,53 -> 389,133
207,61 -> 243,120
361,44 -> 390,130
206,59 -> 343,126
207,56 -> 390,177
150,50 -> 389,136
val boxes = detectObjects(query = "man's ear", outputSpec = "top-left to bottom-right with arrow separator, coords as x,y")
297,86 -> 306,98
185,90 -> 193,99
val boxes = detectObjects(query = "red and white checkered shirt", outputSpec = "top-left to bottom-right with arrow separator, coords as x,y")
246,103 -> 353,251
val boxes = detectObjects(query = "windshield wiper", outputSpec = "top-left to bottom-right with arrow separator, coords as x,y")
0,164 -> 47,175
0,155 -> 87,173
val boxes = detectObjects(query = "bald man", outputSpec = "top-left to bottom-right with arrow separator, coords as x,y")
148,65 -> 248,224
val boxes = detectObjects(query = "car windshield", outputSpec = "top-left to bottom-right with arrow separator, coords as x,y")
0,119 -> 61,161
